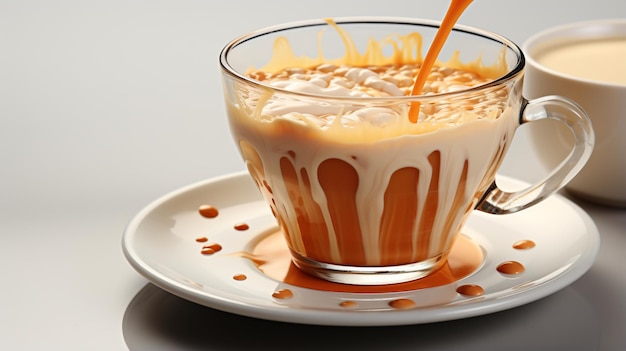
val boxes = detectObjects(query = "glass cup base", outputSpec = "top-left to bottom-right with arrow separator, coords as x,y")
290,251 -> 447,285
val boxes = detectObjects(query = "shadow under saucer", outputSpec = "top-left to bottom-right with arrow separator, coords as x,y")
122,282 -> 599,351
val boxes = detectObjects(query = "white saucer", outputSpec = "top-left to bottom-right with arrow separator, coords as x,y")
122,172 -> 599,326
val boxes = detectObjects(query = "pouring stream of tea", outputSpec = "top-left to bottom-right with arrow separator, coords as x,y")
408,0 -> 474,123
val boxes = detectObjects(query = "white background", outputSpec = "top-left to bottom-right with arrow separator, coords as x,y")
1,0 -> 625,350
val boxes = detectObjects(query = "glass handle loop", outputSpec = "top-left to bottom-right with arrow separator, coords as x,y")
476,95 -> 595,214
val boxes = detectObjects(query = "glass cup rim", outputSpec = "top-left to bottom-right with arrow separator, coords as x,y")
219,16 -> 525,103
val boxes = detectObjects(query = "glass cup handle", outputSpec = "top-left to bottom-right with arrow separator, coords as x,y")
476,95 -> 595,214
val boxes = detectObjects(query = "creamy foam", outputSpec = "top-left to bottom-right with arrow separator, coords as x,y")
247,62 -> 507,135
535,37 -> 626,85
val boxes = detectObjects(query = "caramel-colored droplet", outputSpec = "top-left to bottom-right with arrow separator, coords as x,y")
198,205 -> 219,218
497,261 -> 525,275
513,240 -> 536,250
389,298 -> 416,310
272,289 -> 293,299
339,300 -> 358,308
195,236 -> 208,243
234,223 -> 249,231
233,274 -> 247,281
456,284 -> 484,296
200,243 -> 222,255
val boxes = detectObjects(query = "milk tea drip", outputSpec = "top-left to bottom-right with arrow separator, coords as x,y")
225,24 -> 519,269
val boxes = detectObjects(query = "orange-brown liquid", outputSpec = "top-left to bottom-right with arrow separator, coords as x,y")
193,212 -> 541,299
389,298 -> 417,310
513,239 -> 535,250
409,0 -> 474,122
237,138 -> 506,268
456,284 -> 484,296
233,274 -> 247,281
339,300 -> 359,308
198,205 -> 219,218
497,261 -> 525,275
201,243 -> 223,255
234,223 -> 250,231
244,229 -> 483,293
272,289 -> 294,299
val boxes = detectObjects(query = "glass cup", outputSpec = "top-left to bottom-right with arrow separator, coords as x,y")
219,18 -> 594,285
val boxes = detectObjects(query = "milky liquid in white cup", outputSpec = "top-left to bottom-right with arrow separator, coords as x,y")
524,19 -> 626,207
535,37 -> 626,85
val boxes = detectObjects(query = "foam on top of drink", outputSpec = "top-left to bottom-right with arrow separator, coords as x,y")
248,63 -> 506,138
238,19 -> 510,140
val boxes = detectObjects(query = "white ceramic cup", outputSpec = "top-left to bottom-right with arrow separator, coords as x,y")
523,19 -> 626,207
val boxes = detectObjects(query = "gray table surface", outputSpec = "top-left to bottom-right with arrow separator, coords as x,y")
2,0 -> 624,350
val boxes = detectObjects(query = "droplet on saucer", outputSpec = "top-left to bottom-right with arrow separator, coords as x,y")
233,274 -> 247,281
272,289 -> 293,299
339,300 -> 358,308
513,239 -> 535,250
201,243 -> 223,255
199,205 -> 219,218
497,261 -> 525,275
389,298 -> 416,310
234,223 -> 250,231
456,284 -> 484,296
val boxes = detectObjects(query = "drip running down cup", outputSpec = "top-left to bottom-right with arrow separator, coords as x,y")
523,19 -> 626,207
219,18 -> 594,285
